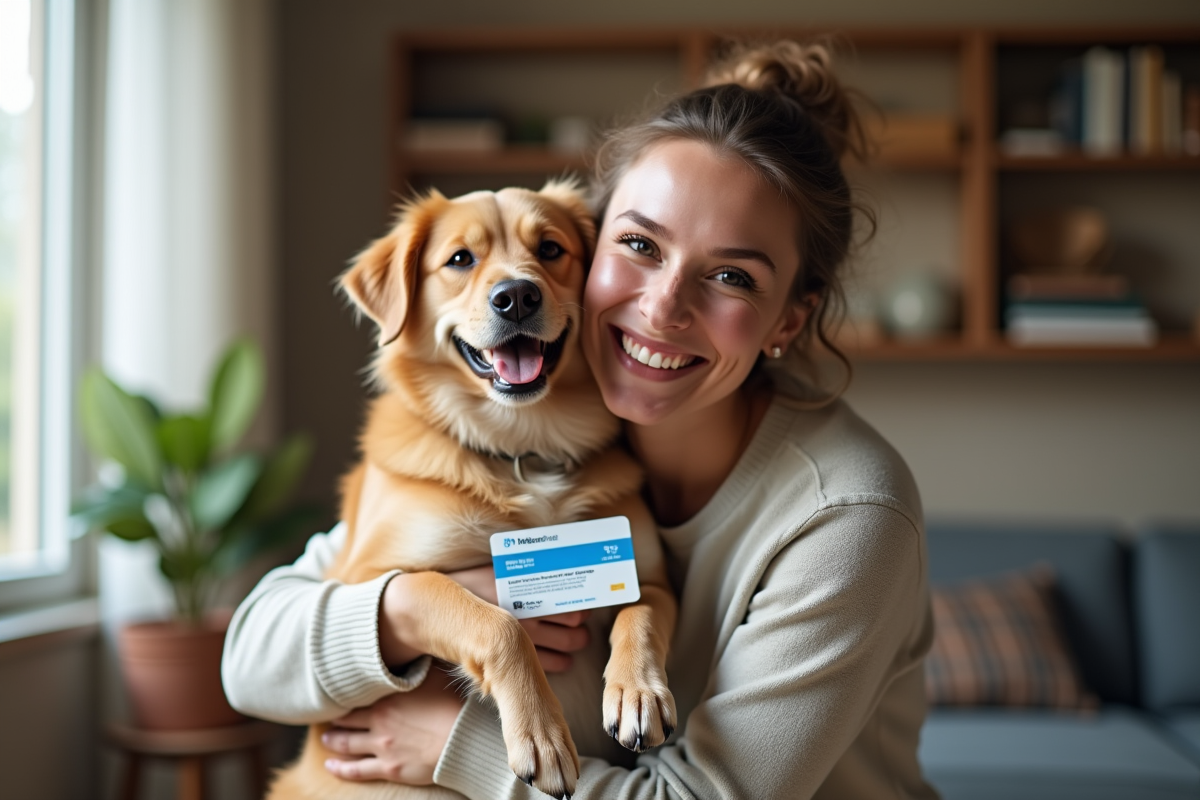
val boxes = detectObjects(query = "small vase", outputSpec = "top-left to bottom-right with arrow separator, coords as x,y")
118,611 -> 245,730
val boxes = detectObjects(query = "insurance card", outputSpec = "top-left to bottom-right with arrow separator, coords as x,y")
490,516 -> 641,619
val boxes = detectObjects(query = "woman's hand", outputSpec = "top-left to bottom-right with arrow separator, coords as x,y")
380,566 -> 591,673
322,666 -> 462,784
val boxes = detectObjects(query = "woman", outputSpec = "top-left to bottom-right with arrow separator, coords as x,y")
223,41 -> 938,799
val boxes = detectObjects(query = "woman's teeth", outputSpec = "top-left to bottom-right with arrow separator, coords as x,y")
621,333 -> 695,370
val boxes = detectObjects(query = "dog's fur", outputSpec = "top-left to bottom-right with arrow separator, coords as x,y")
267,182 -> 677,800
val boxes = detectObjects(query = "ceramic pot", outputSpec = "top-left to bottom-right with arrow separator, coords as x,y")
881,273 -> 957,340
118,613 -> 244,730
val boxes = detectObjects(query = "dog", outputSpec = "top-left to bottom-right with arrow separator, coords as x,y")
267,181 -> 678,800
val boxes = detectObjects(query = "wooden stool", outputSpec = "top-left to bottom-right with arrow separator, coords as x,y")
106,720 -> 279,800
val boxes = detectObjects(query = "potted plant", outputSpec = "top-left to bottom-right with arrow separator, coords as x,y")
74,339 -> 316,730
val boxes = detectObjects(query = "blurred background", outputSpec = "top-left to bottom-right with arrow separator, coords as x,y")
0,0 -> 1198,798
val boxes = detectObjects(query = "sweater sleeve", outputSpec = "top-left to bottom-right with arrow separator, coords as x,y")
221,522 -> 432,725
434,502 -> 924,800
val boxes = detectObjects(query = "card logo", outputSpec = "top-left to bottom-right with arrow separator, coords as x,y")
503,538 -> 514,548
513,599 -> 542,611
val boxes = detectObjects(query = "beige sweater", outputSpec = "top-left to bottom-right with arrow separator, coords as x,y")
223,393 -> 939,800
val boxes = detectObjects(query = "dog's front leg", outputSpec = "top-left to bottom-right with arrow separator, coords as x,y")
397,571 -> 580,799
602,584 -> 678,752
593,494 -> 679,753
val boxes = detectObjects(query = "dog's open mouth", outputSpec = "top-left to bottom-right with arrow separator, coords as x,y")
453,323 -> 570,397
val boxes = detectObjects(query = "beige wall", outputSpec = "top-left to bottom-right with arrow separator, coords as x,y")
279,0 -> 1200,529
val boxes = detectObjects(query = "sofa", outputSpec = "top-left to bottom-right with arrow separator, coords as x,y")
918,521 -> 1200,800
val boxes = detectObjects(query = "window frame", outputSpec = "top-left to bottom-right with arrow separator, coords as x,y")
0,0 -> 99,609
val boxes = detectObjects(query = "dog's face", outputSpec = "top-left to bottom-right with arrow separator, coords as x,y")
342,181 -> 597,411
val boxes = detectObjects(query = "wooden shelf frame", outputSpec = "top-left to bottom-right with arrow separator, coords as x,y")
387,25 -> 1200,363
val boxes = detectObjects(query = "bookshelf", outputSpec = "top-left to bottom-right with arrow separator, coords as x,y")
388,26 -> 1200,362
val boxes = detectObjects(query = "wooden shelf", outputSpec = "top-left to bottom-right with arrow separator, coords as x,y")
996,153 -> 1200,172
390,25 -> 1200,364
402,149 -> 587,176
402,147 -> 965,176
846,335 -> 1200,362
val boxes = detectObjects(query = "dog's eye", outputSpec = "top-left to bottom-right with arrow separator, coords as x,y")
445,249 -> 476,269
537,241 -> 564,261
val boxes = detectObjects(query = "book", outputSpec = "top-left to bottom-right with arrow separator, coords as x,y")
404,119 -> 504,152
1000,128 -> 1065,157
1185,85 -> 1200,157
1008,316 -> 1158,347
1083,46 -> 1125,157
1129,46 -> 1165,155
1006,301 -> 1146,321
1050,59 -> 1084,147
1007,273 -> 1131,301
1163,71 -> 1183,156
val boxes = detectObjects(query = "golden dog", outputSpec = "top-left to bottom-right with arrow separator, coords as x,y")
268,182 -> 677,800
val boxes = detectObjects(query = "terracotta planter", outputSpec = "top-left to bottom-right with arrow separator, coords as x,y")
118,613 -> 245,731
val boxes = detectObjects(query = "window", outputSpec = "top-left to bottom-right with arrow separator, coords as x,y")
0,0 -> 85,600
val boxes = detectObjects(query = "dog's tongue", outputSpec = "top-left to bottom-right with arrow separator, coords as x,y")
493,338 -> 544,385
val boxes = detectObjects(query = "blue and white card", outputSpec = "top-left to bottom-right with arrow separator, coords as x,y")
490,516 -> 641,619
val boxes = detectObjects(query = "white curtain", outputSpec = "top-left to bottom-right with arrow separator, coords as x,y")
99,0 -> 277,624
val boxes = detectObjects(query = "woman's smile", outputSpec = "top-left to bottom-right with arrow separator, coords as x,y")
611,325 -> 704,380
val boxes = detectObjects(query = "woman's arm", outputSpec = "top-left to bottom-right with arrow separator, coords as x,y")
221,523 -> 431,724
222,526 -> 593,726
430,503 -> 927,800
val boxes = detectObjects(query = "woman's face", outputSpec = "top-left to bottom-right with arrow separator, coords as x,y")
583,139 -> 810,426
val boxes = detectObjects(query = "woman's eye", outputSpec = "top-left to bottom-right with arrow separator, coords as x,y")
619,235 -> 658,259
445,249 -> 476,269
538,240 -> 564,260
714,269 -> 756,290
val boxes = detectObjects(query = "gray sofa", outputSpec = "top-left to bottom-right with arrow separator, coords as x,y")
918,522 -> 1200,800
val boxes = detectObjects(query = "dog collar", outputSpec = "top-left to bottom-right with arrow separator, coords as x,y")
472,448 -> 574,482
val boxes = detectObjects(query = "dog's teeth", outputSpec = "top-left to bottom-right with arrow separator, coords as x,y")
637,346 -> 651,365
482,349 -> 493,364
647,352 -> 663,369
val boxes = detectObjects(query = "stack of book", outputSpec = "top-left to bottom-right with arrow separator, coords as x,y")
404,117 -> 504,152
1005,274 -> 1158,347
1002,45 -> 1200,158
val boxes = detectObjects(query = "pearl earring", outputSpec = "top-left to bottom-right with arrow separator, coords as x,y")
771,346 -> 783,359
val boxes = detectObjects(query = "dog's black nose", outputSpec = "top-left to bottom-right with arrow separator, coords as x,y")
489,279 -> 542,323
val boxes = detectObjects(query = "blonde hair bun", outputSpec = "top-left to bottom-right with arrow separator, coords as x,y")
702,40 -> 865,161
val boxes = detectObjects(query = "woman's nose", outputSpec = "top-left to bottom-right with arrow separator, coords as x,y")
639,267 -> 690,330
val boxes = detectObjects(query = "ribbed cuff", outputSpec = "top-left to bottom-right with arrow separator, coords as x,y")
435,694 -> 526,799
310,570 -> 432,709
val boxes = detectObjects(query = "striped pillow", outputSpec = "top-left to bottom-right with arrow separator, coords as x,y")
925,567 -> 1098,709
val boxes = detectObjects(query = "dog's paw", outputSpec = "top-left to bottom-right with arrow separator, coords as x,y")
602,674 -> 677,753
501,701 -> 580,799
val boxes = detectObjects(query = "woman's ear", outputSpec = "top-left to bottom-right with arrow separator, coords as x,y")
765,293 -> 818,357
340,192 -> 445,346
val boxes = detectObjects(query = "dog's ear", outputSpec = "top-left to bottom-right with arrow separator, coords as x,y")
539,179 -> 597,262
340,192 -> 444,346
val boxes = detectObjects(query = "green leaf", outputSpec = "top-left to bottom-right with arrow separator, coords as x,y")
132,394 -> 163,424
105,514 -> 159,542
191,454 -> 262,532
208,340 -> 264,453
78,370 -> 163,488
234,434 -> 313,525
158,415 -> 211,472
71,484 -> 152,531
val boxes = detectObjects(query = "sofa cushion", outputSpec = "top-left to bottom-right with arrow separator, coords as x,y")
927,523 -> 1136,705
927,567 -> 1097,708
1135,527 -> 1200,711
920,707 -> 1200,800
